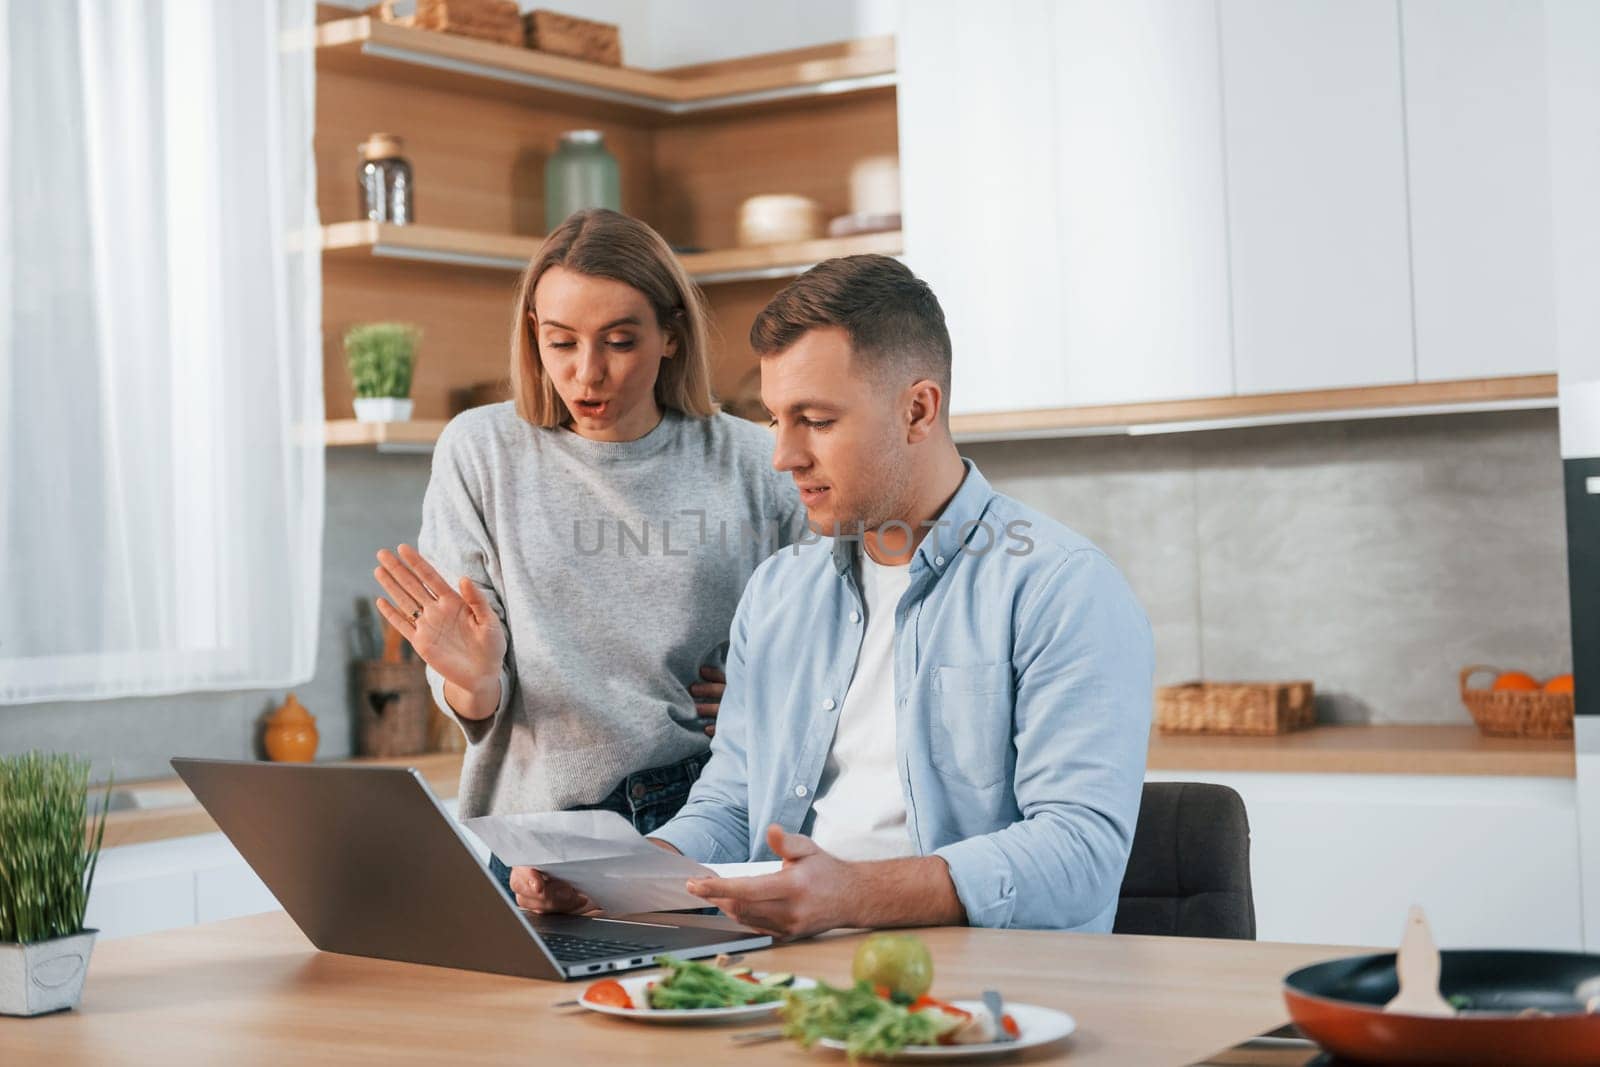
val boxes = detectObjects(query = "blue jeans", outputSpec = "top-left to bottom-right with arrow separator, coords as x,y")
489,750 -> 711,901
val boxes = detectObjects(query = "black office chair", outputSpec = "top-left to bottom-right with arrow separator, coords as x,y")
1114,781 -> 1256,940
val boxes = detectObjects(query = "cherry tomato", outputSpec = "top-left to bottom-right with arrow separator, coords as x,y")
1001,1013 -> 1020,1038
583,979 -> 632,1009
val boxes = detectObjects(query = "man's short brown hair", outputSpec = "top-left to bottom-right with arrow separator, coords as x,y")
750,254 -> 953,393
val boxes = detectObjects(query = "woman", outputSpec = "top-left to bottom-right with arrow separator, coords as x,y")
372,209 -> 800,910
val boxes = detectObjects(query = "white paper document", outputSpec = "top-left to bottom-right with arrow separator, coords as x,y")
462,810 -> 781,914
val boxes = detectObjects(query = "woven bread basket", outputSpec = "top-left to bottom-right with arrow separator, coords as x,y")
1459,665 -> 1574,739
368,0 -> 525,48
1155,680 -> 1315,736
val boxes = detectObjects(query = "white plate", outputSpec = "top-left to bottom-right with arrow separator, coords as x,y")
578,971 -> 816,1024
816,1001 -> 1076,1060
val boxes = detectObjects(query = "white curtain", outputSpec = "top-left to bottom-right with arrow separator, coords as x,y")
0,0 -> 323,702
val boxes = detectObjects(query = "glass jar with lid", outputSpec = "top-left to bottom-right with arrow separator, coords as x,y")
544,130 -> 621,232
358,133 -> 413,225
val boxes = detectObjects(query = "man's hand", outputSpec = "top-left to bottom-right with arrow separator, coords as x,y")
684,825 -> 851,939
684,825 -> 969,940
508,866 -> 598,915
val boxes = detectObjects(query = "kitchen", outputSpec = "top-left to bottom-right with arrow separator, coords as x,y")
2,0 -> 1598,1063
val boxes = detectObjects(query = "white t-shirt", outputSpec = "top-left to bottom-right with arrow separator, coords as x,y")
807,548 -> 915,862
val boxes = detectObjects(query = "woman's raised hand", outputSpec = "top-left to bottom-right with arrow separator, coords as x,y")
374,544 -> 508,718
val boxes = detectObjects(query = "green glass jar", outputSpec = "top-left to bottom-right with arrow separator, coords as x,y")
544,130 -> 622,233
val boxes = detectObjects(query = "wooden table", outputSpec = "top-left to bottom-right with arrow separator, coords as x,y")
0,912 -> 1362,1066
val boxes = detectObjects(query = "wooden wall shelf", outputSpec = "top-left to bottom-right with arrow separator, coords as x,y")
316,16 -> 896,116
682,230 -> 904,284
315,20 -> 901,424
321,221 -> 903,284
322,221 -> 536,271
326,374 -> 1557,449
325,418 -> 449,449
949,374 -> 1559,442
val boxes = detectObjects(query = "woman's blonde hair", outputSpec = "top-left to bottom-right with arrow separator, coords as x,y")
510,209 -> 716,426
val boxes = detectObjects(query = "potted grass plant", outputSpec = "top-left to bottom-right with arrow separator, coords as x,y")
0,753 -> 109,1016
345,322 -> 421,422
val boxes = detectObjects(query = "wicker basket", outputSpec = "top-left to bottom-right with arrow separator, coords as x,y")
357,660 -> 432,757
1459,665 -> 1574,739
368,0 -> 525,48
1156,680 -> 1316,736
524,10 -> 623,66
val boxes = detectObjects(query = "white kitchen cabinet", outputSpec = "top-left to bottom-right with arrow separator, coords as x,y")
899,0 -> 1231,416
902,1 -> 1565,423
898,0 -> 1067,417
1147,769 -> 1584,950
83,865 -> 196,941
1219,0 -> 1416,394
85,835 -> 262,939
1402,0 -> 1557,382
1546,0 -> 1600,396
1051,0 -> 1234,407
195,862 -> 281,926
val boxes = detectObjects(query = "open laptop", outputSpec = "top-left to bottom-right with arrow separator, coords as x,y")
171,757 -> 772,980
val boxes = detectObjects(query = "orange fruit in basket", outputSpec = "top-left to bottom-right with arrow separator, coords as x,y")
1492,670 -> 1540,691
1545,674 -> 1575,694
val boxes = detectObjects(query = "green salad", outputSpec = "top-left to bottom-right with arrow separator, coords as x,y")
645,955 -> 786,1011
783,980 -> 958,1059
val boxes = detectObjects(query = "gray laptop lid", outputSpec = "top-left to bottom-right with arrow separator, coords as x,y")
171,758 -> 771,981
173,758 -> 568,979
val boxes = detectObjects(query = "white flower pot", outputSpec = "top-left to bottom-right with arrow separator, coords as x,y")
0,929 -> 97,1016
353,397 -> 414,423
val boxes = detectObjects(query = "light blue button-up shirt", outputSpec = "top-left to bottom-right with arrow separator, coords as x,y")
653,460 -> 1154,931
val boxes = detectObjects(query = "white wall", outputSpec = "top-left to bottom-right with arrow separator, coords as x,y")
645,0 -> 896,68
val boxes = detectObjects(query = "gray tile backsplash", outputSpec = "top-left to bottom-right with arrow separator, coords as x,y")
0,408 -> 1571,780
966,408 -> 1571,725
969,431 -> 1206,691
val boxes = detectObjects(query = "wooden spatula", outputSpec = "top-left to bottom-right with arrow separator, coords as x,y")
381,617 -> 405,664
1384,905 -> 1455,1016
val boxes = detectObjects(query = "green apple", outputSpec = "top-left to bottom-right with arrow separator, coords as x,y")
851,933 -> 934,1001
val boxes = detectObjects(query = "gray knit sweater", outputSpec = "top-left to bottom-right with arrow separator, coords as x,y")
418,403 -> 801,819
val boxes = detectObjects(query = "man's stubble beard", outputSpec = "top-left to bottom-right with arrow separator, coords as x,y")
825,449 -> 916,539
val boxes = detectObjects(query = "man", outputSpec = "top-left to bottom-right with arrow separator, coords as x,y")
511,254 -> 1153,937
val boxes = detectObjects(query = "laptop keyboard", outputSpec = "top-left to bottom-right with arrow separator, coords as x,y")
540,932 -> 665,963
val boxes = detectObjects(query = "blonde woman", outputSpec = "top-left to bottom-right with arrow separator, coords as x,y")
373,209 -> 800,908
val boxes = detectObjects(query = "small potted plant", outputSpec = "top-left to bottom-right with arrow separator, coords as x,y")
0,752 -> 109,1016
345,322 -> 421,422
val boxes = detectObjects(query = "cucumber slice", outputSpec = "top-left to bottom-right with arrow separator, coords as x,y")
760,972 -> 796,988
